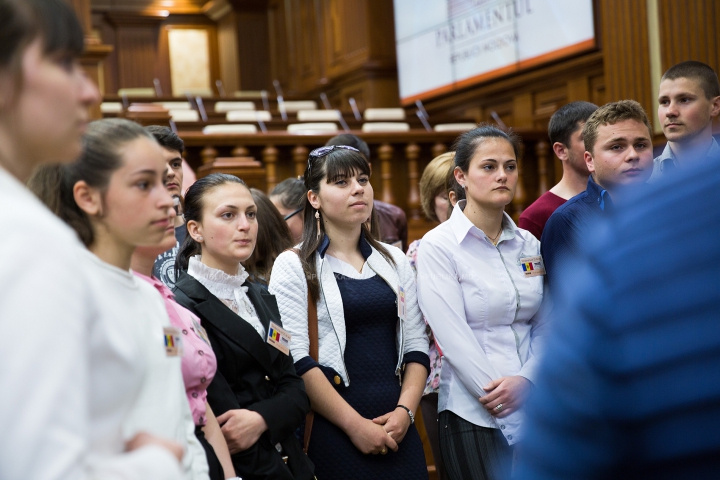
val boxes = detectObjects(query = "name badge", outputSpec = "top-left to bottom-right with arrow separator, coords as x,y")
191,318 -> 211,346
397,285 -> 407,320
164,326 -> 184,357
267,322 -> 291,355
519,255 -> 546,277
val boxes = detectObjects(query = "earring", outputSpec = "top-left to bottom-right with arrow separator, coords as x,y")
197,236 -> 203,242
315,210 -> 321,239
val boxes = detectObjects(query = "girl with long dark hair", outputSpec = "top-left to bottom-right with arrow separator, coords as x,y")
172,173 -> 315,480
269,146 -> 430,479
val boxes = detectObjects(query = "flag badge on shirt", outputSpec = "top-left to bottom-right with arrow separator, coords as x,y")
267,321 -> 291,355
163,326 -> 184,357
519,255 -> 546,277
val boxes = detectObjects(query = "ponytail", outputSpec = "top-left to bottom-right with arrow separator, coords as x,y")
27,118 -> 155,246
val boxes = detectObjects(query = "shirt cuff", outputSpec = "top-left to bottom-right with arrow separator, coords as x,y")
403,351 -> 431,376
294,356 -> 320,376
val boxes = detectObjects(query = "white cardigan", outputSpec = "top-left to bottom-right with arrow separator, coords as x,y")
269,239 -> 428,386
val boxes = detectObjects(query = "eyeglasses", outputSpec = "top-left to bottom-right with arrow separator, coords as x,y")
283,207 -> 303,221
307,145 -> 360,176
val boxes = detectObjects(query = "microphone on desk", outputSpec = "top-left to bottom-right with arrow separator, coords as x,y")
320,92 -> 332,110
216,80 -> 226,98
196,96 -> 208,122
416,110 -> 432,132
348,98 -> 362,121
415,100 -> 429,120
153,78 -> 163,97
273,80 -> 288,121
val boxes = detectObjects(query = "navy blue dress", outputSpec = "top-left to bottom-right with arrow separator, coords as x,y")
307,274 -> 428,479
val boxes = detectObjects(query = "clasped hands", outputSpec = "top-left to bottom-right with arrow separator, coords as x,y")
344,407 -> 411,455
478,375 -> 531,418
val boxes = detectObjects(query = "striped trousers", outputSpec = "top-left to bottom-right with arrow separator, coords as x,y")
439,410 -> 513,480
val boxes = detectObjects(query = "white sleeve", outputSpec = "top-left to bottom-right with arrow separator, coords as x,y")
269,251 -> 311,361
416,237 -> 502,398
395,251 -> 428,357
0,242 -> 184,480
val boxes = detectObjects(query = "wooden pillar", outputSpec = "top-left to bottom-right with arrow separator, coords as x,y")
263,145 -> 279,193
432,142 -> 447,159
377,143 -> 395,205
201,145 -> 218,165
512,143 -> 526,221
405,142 -> 421,221
535,140 -> 550,196
232,145 -> 250,157
292,145 -> 309,178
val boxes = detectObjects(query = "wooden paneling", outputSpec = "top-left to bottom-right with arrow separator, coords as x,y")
115,25 -> 162,89
658,0 -> 719,72
236,9 -> 271,90
600,0 -> 654,115
267,0 -> 398,107
216,12 -> 241,93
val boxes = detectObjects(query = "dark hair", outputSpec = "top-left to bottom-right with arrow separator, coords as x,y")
662,60 -> 720,99
175,173 -> 248,272
244,188 -> 294,285
27,118 -> 155,247
446,158 -> 466,217
453,124 -> 522,172
326,134 -> 371,161
0,0 -> 84,71
300,147 -> 394,302
145,125 -> 185,155
270,177 -> 306,210
548,101 -> 599,146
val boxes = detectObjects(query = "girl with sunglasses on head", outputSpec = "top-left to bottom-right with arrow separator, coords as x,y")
0,1 -> 191,478
269,145 -> 430,479
172,174 -> 315,480
29,119 -> 211,480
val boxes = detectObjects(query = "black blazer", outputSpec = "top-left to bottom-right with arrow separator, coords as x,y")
173,271 -> 314,480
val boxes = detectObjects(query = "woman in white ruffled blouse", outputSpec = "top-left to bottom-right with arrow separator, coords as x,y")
172,173 -> 315,480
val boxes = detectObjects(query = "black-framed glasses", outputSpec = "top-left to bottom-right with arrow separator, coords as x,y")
307,145 -> 360,176
283,207 -> 303,221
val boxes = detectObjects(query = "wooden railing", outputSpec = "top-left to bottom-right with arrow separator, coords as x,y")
181,130 -> 556,242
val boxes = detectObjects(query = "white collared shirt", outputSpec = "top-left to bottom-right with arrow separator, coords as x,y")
188,256 -> 265,339
416,200 -> 547,445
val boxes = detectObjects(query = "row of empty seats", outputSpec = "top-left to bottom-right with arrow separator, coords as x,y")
201,122 -> 477,134
101,99 -> 476,134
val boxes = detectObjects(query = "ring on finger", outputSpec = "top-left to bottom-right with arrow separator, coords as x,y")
494,403 -> 504,412
380,447 -> 388,455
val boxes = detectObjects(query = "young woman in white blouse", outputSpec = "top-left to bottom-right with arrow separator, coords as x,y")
417,125 -> 547,480
0,1 -> 191,478
30,118 -> 209,480
269,146 -> 430,480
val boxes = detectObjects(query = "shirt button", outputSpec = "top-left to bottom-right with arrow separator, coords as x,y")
200,377 -> 206,384
182,329 -> 188,335
265,375 -> 270,381
198,350 -> 204,356
191,392 -> 198,398
333,375 -> 341,385
500,425 -> 505,430
507,435 -> 513,440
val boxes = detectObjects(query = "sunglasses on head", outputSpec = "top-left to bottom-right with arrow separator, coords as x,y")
283,207 -> 303,221
306,145 -> 360,176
